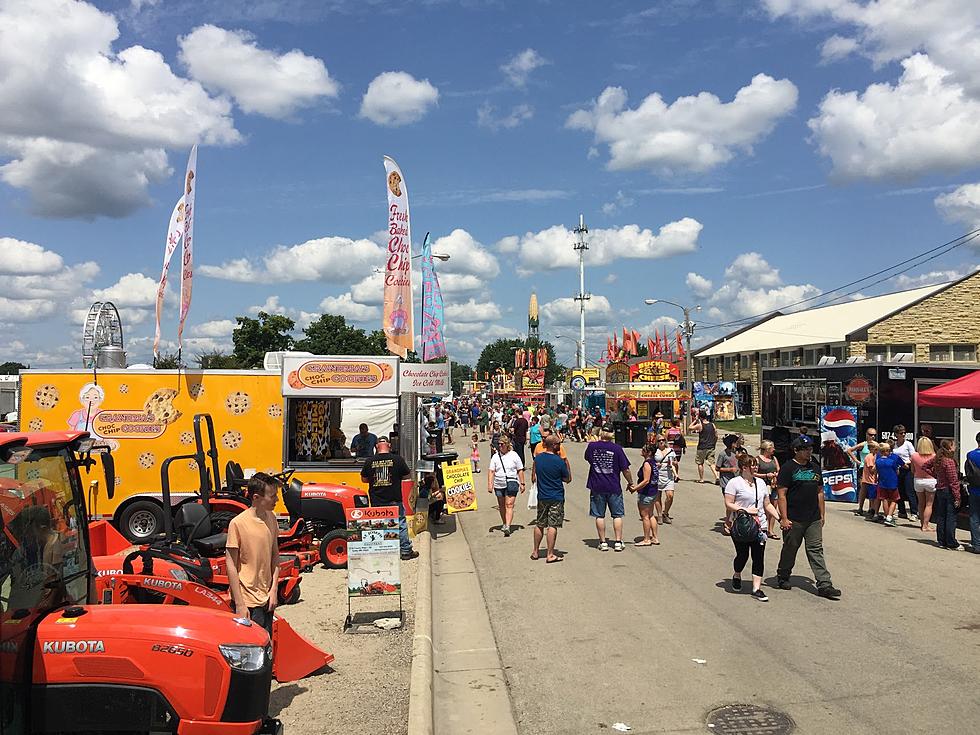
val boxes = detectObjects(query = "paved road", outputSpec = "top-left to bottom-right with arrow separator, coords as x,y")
449,439 -> 979,735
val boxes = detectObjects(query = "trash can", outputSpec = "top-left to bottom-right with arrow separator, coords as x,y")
614,421 -> 629,446
629,423 -> 649,448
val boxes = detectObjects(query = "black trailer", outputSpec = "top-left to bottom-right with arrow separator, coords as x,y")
761,362 -> 980,466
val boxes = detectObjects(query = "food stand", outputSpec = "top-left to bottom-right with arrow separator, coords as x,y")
604,358 -> 690,447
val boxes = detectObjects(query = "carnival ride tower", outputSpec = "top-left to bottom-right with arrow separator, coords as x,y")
528,292 -> 539,341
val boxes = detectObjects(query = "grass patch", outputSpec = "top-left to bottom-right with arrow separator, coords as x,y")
715,417 -> 762,437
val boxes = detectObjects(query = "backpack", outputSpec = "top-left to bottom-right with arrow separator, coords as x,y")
730,479 -> 763,544
965,457 -> 980,488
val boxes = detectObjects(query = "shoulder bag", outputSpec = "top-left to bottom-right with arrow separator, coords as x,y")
731,479 -> 762,544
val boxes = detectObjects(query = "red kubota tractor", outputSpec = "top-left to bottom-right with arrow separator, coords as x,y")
87,428 -> 333,682
0,431 -> 283,735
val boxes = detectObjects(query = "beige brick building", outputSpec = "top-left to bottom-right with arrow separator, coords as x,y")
692,271 -> 980,414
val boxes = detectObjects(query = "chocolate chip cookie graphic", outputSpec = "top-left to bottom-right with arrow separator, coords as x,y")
34,384 -> 60,410
267,404 -> 283,418
221,430 -> 243,450
225,391 -> 251,416
138,451 -> 155,469
144,388 -> 181,424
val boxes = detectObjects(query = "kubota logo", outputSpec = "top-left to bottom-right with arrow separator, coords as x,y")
350,509 -> 364,519
43,640 -> 105,654
145,578 -> 182,591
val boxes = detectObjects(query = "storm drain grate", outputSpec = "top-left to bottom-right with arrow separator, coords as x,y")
705,704 -> 795,735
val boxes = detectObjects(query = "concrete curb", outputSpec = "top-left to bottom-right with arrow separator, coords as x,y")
407,530 -> 433,735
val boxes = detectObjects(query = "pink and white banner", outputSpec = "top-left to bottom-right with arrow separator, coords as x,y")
153,195 -> 184,357
177,144 -> 197,352
382,155 -> 414,359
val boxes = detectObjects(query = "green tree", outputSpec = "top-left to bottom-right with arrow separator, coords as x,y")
232,312 -> 295,368
449,362 -> 472,395
0,362 -> 27,374
476,338 -> 561,386
294,314 -> 388,355
153,351 -> 182,369
195,350 -> 242,369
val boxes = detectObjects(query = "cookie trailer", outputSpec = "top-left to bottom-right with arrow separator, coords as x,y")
18,353 -> 452,543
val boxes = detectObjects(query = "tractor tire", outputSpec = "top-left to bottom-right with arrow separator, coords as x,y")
118,500 -> 165,543
319,529 -> 348,569
208,510 -> 238,534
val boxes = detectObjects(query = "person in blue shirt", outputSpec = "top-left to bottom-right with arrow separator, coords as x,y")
350,423 -> 378,458
875,441 -> 905,527
529,416 -> 543,454
966,431 -> 980,553
530,435 -> 571,563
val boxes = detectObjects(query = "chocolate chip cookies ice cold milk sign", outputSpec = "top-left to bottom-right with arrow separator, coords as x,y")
281,355 -> 400,397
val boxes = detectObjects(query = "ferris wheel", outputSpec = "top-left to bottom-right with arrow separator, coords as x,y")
81,301 -> 125,368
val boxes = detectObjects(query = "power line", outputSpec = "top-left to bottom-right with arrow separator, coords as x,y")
698,227 -> 980,332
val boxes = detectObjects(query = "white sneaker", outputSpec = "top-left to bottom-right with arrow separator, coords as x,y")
614,541 -> 625,552
598,541 -> 610,551
910,513 -> 919,522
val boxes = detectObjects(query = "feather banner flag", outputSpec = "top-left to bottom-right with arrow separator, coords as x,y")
632,330 -> 642,355
420,233 -> 447,362
382,155 -> 414,358
154,194 -> 184,357
648,337 -> 656,357
177,144 -> 197,353
676,329 -> 685,357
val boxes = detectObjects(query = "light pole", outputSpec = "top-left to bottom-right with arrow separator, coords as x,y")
573,215 -> 590,370
644,298 -> 701,427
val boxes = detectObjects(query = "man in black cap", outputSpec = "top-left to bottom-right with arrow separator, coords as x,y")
360,436 -> 418,560
775,435 -> 841,599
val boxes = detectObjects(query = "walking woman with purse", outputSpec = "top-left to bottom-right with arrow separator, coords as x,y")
725,454 -> 779,602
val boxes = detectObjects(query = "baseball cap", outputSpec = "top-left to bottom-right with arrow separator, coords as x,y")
791,435 -> 814,450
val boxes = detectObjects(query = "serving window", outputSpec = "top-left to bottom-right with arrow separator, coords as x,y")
284,396 -> 398,468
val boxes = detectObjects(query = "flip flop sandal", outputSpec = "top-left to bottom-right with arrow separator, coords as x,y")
546,557 -> 564,564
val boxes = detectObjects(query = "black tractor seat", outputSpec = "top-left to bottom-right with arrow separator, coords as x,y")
174,502 -> 228,557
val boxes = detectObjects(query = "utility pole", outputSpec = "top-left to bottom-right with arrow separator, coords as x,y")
682,307 -> 695,427
573,214 -> 590,371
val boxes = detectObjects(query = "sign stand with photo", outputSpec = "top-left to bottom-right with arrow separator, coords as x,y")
343,506 -> 403,630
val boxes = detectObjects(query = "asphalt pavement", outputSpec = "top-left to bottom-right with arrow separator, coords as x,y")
437,438 -> 980,735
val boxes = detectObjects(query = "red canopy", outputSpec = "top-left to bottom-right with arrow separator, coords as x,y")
917,370 -> 980,409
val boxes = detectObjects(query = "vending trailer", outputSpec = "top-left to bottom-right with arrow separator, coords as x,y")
761,361 -> 980,467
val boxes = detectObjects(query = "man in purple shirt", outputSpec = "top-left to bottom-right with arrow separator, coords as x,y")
585,429 -> 634,551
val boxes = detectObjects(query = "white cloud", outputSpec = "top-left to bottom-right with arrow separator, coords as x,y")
438,273 -> 486,295
0,0 -> 240,218
178,25 -> 339,118
509,219 -> 702,274
601,190 -> 635,215
319,293 -> 381,322
820,34 -> 860,63
495,235 -> 519,253
700,251 -> 821,320
540,295 -> 613,327
686,272 -> 714,297
201,236 -> 383,283
892,265 -> 978,289
350,272 -> 386,306
0,297 -> 60,323
935,182 -> 980,231
477,103 -> 533,131
604,273 -> 618,284
443,298 -> 501,323
763,0 -> 980,95
566,74 -> 798,173
0,238 -> 64,275
360,71 -> 438,126
808,54 -> 980,180
430,229 -> 500,278
190,319 -> 237,337
246,296 -> 316,329
92,273 -> 159,308
501,49 -> 548,87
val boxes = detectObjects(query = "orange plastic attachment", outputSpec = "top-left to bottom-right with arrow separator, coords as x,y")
271,617 -> 334,682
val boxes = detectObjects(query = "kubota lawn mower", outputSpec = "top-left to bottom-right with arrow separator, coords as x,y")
0,430 -> 283,734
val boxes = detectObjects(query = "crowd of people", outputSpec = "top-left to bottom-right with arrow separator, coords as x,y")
424,395 -> 980,605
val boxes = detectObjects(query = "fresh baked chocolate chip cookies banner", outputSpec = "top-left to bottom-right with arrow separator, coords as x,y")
382,155 -> 414,359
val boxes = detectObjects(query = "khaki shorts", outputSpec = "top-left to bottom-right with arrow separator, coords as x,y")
695,448 -> 715,465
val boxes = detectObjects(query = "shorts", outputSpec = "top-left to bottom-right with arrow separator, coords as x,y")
878,487 -> 900,502
494,480 -> 520,497
590,492 -> 625,518
914,477 -> 937,493
637,492 -> 659,507
866,484 -> 878,500
659,481 -> 675,494
695,448 -> 715,465
535,500 -> 564,528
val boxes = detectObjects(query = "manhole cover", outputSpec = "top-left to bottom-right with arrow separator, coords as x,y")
706,704 -> 795,734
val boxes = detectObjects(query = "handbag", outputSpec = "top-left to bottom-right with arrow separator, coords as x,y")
730,479 -> 762,544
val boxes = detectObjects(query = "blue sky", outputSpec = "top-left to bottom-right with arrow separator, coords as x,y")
2,0 -> 979,368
